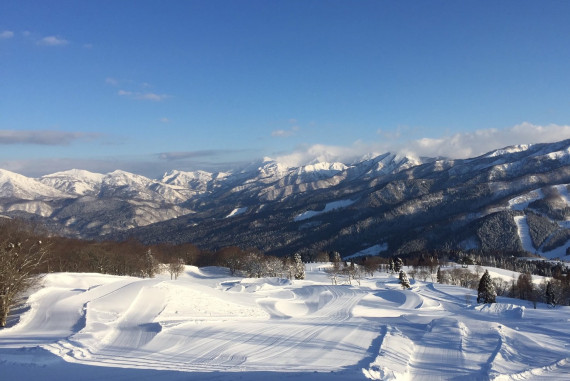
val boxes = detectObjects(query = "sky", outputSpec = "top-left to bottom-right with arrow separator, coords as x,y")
2,0 -> 570,178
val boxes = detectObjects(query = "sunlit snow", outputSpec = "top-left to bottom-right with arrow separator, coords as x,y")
1,265 -> 569,380
225,207 -> 248,218
294,199 -> 356,221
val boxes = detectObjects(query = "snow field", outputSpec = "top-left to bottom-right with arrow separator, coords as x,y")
1,265 -> 569,380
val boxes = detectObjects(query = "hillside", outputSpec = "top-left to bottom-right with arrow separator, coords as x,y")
3,140 -> 570,258
1,265 -> 568,380
117,140 -> 570,259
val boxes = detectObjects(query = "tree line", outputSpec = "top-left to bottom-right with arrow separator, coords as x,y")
2,219 -> 570,328
0,220 -> 308,327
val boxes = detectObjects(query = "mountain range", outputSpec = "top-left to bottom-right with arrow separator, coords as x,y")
2,140 -> 570,260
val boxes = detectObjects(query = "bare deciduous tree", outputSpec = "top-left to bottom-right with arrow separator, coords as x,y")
168,258 -> 185,280
0,230 -> 48,327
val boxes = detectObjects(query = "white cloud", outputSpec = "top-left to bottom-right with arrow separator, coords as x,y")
273,142 -> 366,167
272,129 -> 293,137
138,92 -> 168,101
0,130 -> 101,145
0,30 -> 14,39
118,89 -> 169,101
105,77 -> 119,86
401,122 -> 570,159
160,117 -> 170,123
272,125 -> 299,138
272,123 -> 570,166
37,35 -> 69,46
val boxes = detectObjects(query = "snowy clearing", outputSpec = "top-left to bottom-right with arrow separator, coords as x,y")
1,266 -> 569,381
345,244 -> 389,260
225,207 -> 248,218
294,199 -> 356,221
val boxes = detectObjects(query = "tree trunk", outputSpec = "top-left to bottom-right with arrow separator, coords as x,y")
0,298 -> 8,328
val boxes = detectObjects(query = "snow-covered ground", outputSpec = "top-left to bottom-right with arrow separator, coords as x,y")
345,244 -> 388,259
225,207 -> 248,218
1,266 -> 569,381
294,199 -> 356,221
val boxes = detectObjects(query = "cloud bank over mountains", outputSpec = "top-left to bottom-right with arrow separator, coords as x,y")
274,122 -> 570,167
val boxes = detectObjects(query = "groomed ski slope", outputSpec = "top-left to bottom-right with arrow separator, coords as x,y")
1,265 -> 569,381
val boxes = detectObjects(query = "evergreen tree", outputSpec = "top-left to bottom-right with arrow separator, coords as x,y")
294,253 -> 305,280
394,257 -> 403,273
399,270 -> 411,289
477,270 -> 496,304
546,281 -> 557,307
436,266 -> 442,283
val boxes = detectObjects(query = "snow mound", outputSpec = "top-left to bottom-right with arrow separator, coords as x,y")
222,277 -> 292,293
475,303 -> 525,319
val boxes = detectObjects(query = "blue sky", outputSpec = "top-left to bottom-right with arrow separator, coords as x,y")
2,0 -> 570,177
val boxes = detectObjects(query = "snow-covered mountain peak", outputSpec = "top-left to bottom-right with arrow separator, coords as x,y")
0,168 -> 69,200
43,169 -> 105,182
103,170 -> 153,187
486,144 -> 533,158
40,169 -> 105,196
256,160 -> 291,180
367,152 -> 422,175
295,162 -> 348,174
162,169 -> 213,185
161,170 -> 230,195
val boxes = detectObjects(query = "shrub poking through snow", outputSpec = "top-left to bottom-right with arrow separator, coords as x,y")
477,270 -> 496,304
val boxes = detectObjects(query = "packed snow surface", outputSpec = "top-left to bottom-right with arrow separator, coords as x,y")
1,266 -> 569,381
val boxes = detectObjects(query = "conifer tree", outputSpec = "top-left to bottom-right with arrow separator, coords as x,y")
399,270 -> 411,289
436,266 -> 442,283
294,253 -> 305,280
394,257 -> 403,273
477,269 -> 496,304
546,281 -> 557,307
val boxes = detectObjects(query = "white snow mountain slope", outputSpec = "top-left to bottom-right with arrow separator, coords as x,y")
4,140 -> 570,257
0,169 -> 70,200
1,265 -> 568,380
0,153 -> 419,235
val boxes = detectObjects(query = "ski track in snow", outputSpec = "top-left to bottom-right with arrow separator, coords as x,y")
507,185 -> 570,260
1,267 -> 570,381
514,215 -> 536,255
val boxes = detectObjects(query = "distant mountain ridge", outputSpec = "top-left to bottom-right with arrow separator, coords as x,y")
3,140 -> 570,260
